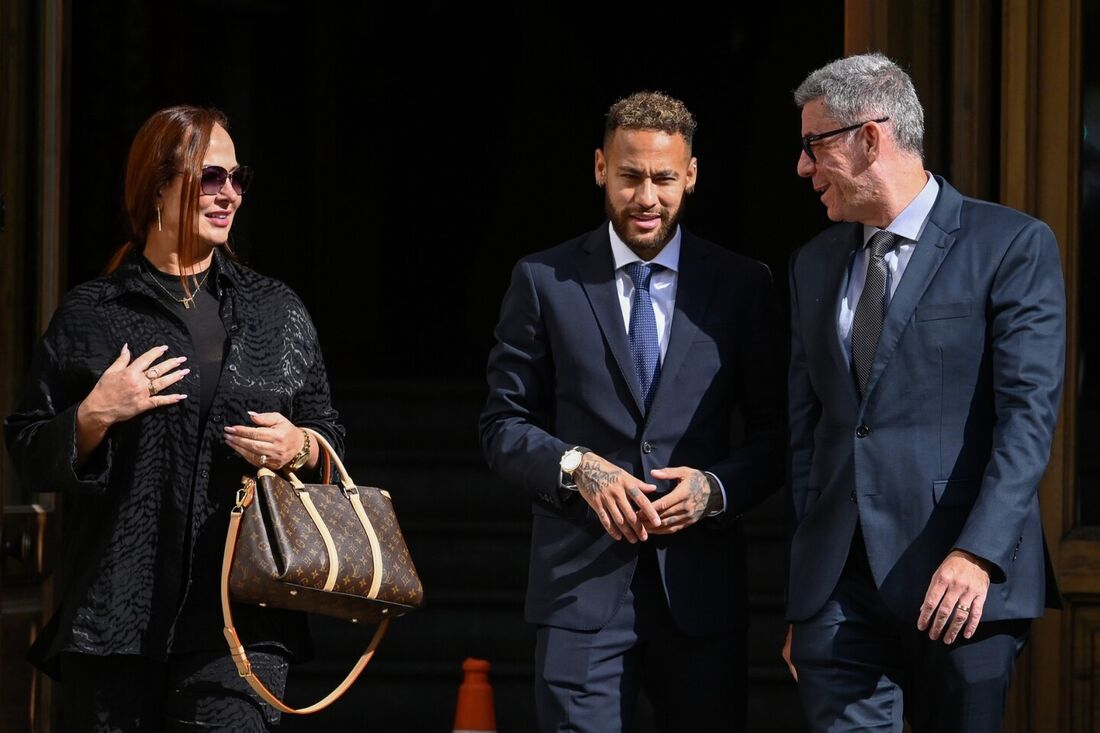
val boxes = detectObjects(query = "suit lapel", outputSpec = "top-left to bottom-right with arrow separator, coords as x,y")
578,227 -> 646,414
826,227 -> 862,403
648,233 -> 713,422
861,180 -> 961,400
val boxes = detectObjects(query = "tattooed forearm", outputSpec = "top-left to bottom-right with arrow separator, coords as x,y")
577,458 -> 621,498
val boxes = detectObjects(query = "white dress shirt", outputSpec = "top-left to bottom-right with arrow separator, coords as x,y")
838,173 -> 940,357
608,223 -> 680,361
558,223 -> 727,516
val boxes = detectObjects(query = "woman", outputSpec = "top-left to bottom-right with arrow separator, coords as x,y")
4,105 -> 343,731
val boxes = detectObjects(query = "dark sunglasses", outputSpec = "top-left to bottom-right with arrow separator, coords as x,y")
800,117 -> 889,162
199,165 -> 254,195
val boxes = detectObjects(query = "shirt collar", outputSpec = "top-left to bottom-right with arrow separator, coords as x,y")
862,172 -> 939,246
608,221 -> 682,273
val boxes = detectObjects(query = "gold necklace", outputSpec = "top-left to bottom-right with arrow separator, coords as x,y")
142,260 -> 212,310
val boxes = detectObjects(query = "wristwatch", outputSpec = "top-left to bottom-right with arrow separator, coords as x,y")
559,446 -> 591,488
286,429 -> 312,471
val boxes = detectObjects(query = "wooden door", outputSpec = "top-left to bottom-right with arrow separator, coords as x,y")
1,1 -> 67,730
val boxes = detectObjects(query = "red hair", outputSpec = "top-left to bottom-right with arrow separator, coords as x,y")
106,105 -> 235,294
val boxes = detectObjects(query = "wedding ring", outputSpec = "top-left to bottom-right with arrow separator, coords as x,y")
260,454 -> 268,466
148,380 -> 157,397
957,604 -> 971,613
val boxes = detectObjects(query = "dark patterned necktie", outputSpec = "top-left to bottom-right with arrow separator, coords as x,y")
851,230 -> 898,396
624,262 -> 662,412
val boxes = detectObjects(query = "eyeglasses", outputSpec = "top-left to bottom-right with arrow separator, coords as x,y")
199,165 -> 254,195
800,117 -> 889,162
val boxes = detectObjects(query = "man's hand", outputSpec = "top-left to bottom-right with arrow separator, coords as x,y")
917,549 -> 992,644
782,624 -> 797,682
574,453 -> 660,542
647,467 -> 720,534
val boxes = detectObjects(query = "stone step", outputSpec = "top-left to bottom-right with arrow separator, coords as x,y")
280,657 -> 805,733
296,591 -> 790,675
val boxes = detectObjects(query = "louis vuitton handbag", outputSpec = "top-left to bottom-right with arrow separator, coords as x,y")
219,428 -> 424,714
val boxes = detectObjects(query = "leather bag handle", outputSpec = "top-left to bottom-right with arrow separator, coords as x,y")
220,430 -> 390,714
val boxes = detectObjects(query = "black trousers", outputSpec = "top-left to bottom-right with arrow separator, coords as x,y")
790,528 -> 1029,733
57,649 -> 290,733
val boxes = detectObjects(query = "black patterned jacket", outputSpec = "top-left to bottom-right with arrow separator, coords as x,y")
4,248 -> 344,676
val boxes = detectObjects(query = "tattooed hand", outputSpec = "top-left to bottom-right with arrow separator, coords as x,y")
574,453 -> 661,543
647,467 -> 721,534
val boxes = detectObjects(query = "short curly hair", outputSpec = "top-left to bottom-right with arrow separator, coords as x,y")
604,91 -> 697,147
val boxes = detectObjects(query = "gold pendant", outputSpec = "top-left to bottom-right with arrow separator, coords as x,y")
183,298 -> 193,310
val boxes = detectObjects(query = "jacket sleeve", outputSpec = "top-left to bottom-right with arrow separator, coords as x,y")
479,260 -> 570,507
288,300 -> 345,463
953,219 -> 1066,582
787,248 -> 822,525
4,312 -> 114,495
705,262 -> 788,516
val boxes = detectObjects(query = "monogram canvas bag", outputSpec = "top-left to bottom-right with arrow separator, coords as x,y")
220,428 -> 423,713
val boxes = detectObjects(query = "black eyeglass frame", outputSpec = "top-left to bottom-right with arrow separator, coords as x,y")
801,117 -> 890,162
199,165 -> 254,196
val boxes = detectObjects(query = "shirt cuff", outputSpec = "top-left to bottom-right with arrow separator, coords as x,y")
704,471 -> 727,516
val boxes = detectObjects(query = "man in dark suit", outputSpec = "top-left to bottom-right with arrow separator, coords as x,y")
480,91 -> 785,732
782,53 -> 1065,732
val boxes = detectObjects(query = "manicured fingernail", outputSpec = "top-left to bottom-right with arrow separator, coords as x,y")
224,426 -> 236,433
180,369 -> 191,375
247,410 -> 257,416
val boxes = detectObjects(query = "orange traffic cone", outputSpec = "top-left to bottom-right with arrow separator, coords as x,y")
453,657 -> 497,733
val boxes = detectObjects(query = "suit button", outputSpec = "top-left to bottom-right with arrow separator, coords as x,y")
642,441 -> 653,454
856,425 -> 870,438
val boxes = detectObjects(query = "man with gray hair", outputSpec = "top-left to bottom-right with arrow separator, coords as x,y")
481,91 -> 785,731
783,52 -> 1064,731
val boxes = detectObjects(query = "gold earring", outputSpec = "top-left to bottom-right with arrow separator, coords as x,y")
156,206 -> 162,232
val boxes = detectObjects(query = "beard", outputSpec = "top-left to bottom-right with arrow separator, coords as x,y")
606,194 -> 686,254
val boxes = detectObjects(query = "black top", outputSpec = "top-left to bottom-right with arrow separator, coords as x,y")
4,247 -> 344,676
140,257 -> 227,428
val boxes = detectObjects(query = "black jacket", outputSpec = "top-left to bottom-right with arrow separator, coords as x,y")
4,249 -> 344,676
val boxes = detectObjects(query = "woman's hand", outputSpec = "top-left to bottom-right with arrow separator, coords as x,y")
76,344 -> 188,463
224,411 -> 310,470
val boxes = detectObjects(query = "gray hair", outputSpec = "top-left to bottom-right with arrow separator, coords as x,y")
794,52 -> 924,157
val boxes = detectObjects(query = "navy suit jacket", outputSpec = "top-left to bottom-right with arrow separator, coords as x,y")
786,177 -> 1065,623
480,224 -> 785,634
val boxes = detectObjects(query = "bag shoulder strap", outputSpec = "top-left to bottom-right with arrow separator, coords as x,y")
220,474 -> 389,714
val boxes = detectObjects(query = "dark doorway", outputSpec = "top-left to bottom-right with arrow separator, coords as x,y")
65,2 -> 842,730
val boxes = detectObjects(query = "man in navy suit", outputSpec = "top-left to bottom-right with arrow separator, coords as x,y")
480,91 -> 785,732
782,53 -> 1065,731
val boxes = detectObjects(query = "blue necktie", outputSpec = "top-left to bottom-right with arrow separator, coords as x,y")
624,262 -> 662,412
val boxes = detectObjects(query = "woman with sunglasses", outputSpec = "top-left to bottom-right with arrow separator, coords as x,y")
4,105 -> 343,731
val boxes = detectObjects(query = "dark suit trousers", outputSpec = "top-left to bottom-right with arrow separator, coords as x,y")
534,545 -> 747,733
790,529 -> 1029,733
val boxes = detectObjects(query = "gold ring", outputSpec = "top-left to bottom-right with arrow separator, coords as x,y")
260,454 -> 268,466
957,604 -> 971,613
147,368 -> 159,379
148,380 -> 157,397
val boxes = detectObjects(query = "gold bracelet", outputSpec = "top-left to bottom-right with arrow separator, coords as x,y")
286,429 -> 311,471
